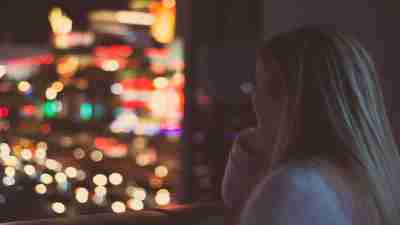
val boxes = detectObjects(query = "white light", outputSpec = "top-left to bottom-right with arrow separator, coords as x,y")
90,150 -> 103,162
4,167 -> 15,177
155,189 -> 170,206
23,165 -> 36,177
75,187 -> 89,203
35,184 -> 47,195
51,202 -> 66,214
93,174 -> 107,186
111,201 -> 126,214
65,167 -> 78,178
4,156 -> 19,167
40,173 -> 54,184
21,149 -> 33,161
94,186 -> 107,197
0,143 -> 11,159
55,172 -> 67,183
45,159 -> 62,171
109,173 -> 123,186
46,88 -> 58,100
0,65 -> 6,78
127,199 -> 144,211
111,83 -> 124,95
3,176 -> 15,186
154,165 -> 168,178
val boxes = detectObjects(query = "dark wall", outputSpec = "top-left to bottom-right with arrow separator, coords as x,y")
262,0 -> 400,137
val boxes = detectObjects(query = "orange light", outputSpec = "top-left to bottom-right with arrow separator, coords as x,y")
150,3 -> 176,44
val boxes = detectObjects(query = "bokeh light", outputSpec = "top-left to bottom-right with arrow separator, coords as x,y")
155,189 -> 170,206
111,201 -> 126,213
51,202 -> 66,214
127,199 -> 144,211
154,165 -> 168,178
35,184 -> 47,195
93,174 -> 108,186
109,172 -> 123,186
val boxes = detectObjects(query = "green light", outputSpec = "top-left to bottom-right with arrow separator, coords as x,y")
80,103 -> 93,120
44,101 -> 57,118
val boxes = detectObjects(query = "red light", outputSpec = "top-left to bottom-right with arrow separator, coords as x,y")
94,45 -> 133,58
22,105 -> 36,117
6,54 -> 54,66
0,107 -> 9,118
122,78 -> 153,90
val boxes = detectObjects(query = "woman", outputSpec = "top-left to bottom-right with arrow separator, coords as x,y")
222,27 -> 400,225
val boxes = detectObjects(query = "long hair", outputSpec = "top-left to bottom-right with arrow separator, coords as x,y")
258,27 -> 400,224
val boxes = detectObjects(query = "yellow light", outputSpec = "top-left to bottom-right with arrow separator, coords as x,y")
153,77 -> 169,89
90,150 -> 104,162
111,201 -> 126,214
132,187 -> 146,201
150,5 -> 176,44
45,159 -> 62,171
73,148 -> 86,160
0,65 -> 7,78
76,170 -> 87,181
3,176 -> 15,186
4,167 -> 15,177
21,149 -> 33,161
154,165 -> 169,178
51,81 -> 64,93
94,186 -> 107,197
109,173 -> 123,186
101,60 -> 120,72
23,165 -> 36,177
155,189 -> 170,206
162,0 -> 176,8
65,167 -> 78,178
46,88 -> 58,100
75,187 -> 89,203
127,199 -> 144,211
35,184 -> 47,195
18,81 -> 31,93
51,202 -> 66,214
115,11 -> 155,26
4,156 -> 19,167
93,174 -> 108,186
136,154 -> 151,167
40,173 -> 54,185
57,56 -> 79,77
55,172 -> 67,183
49,7 -> 73,35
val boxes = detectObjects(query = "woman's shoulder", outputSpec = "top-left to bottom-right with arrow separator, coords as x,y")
239,160 -> 352,225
